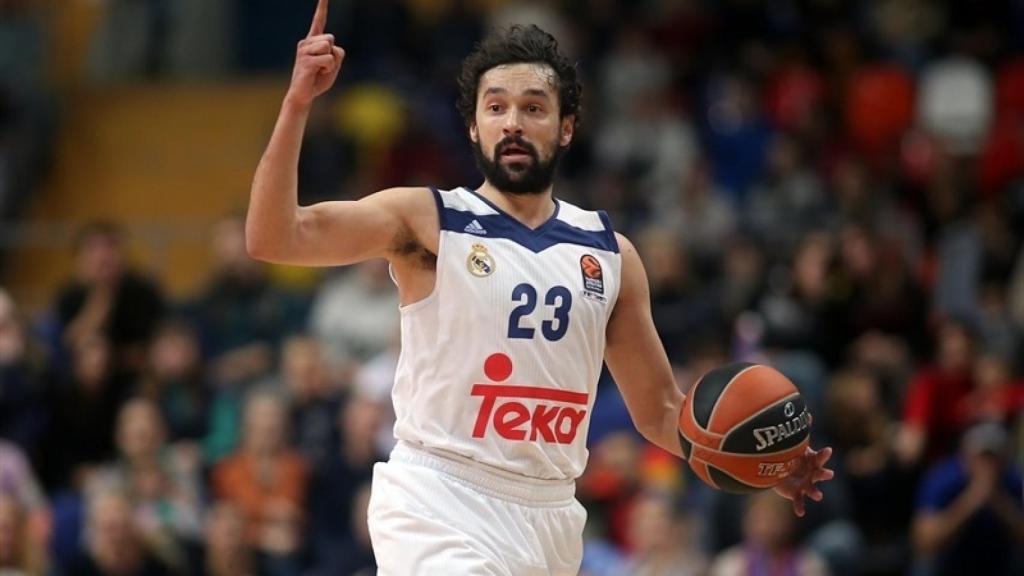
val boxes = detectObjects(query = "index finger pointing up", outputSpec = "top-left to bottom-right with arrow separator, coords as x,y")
308,0 -> 328,37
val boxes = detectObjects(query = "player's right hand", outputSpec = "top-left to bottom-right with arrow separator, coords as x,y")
288,0 -> 344,108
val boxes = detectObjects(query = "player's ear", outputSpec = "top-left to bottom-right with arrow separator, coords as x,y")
559,116 -> 574,147
469,122 -> 479,143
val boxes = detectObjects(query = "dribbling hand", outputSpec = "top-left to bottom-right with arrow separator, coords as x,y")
288,0 -> 344,108
773,445 -> 835,517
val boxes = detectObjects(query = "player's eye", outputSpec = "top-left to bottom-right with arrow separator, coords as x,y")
527,104 -> 542,113
488,104 -> 502,112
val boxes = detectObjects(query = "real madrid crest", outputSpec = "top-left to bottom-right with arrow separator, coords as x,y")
466,243 -> 496,277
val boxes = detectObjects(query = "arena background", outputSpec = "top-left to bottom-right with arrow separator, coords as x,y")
1,1 -> 1023,575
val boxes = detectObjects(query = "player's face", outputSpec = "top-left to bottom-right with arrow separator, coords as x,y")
470,63 -> 574,195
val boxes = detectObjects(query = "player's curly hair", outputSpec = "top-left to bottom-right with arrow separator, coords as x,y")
457,24 -> 582,130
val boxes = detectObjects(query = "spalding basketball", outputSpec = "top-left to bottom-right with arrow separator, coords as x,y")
678,362 -> 811,493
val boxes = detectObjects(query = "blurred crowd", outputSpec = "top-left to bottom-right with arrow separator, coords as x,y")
3,0 -> 1024,575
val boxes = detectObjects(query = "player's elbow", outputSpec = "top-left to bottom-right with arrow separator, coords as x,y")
245,223 -> 282,262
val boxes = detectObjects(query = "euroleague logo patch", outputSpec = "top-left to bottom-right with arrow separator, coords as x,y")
466,243 -> 496,277
580,254 -> 605,302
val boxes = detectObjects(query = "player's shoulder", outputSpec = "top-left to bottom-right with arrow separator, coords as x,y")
613,232 -> 637,258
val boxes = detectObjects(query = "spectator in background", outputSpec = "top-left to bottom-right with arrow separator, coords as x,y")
618,491 -> 706,576
307,396 -> 384,575
352,340 -> 399,457
746,133 -> 828,255
958,352 -> 1024,429
0,441 -> 47,523
636,226 -> 721,363
212,388 -> 307,576
277,336 -> 342,474
72,488 -> 172,576
200,501 -> 254,576
85,398 -> 204,573
297,99 -> 358,206
54,221 -> 166,379
709,491 -> 829,576
189,214 -> 306,388
139,319 -> 210,444
653,159 -> 736,268
308,259 -> 399,377
911,422 -> 1024,576
0,492 -> 48,576
897,319 -> 978,468
825,367 -> 914,574
757,231 -> 836,361
40,334 -> 122,492
830,222 -> 929,368
338,482 -> 377,576
0,288 -> 50,459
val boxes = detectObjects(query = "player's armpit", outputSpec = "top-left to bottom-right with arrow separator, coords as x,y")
249,186 -> 436,267
604,233 -> 685,458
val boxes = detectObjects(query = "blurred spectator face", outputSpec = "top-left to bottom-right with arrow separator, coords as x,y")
834,157 -> 870,211
341,396 -> 383,451
75,228 -> 124,286
743,492 -> 793,552
840,224 -> 875,278
626,492 -> 675,555
116,399 -> 166,462
73,335 -> 111,392
0,289 -> 24,363
724,237 -> 763,287
708,75 -> 757,133
637,227 -> 687,289
961,423 -> 1008,474
0,493 -> 24,568
767,134 -> 802,178
87,491 -> 141,572
937,321 -> 974,373
831,369 -> 881,418
243,393 -> 287,456
206,501 -> 248,567
792,233 -> 832,300
212,217 -> 258,275
150,322 -> 200,380
283,337 -> 328,400
974,354 -> 1010,391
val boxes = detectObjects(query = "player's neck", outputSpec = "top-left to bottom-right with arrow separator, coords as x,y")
476,182 -> 556,230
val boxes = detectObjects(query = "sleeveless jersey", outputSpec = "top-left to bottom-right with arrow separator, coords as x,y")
391,186 -> 622,481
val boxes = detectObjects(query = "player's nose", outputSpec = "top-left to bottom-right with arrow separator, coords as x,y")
501,109 -> 523,135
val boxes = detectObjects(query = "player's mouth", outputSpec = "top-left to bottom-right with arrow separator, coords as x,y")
499,144 -> 533,163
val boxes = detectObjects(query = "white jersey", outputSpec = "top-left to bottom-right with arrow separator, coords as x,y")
391,186 -> 622,481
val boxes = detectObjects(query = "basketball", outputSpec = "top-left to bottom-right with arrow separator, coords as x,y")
678,362 -> 811,493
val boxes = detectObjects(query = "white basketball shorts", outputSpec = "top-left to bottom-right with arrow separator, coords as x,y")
367,441 -> 587,575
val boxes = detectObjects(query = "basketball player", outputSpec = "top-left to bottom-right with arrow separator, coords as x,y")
246,1 -> 834,573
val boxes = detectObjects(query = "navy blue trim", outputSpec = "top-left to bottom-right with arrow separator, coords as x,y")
429,186 -> 445,229
597,210 -> 619,253
438,187 -> 619,254
465,187 -> 561,237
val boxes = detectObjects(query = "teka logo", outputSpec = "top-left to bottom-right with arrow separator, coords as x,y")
471,353 -> 588,445
758,462 -> 790,477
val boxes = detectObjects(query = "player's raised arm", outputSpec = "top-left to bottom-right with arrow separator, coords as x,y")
604,233 -> 686,458
246,0 -> 427,267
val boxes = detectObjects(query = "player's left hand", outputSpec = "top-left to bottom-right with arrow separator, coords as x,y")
773,445 -> 834,517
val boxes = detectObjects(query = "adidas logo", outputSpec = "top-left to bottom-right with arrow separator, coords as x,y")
464,219 -> 487,235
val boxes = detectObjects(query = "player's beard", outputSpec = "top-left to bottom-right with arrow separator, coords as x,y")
473,134 -> 565,196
